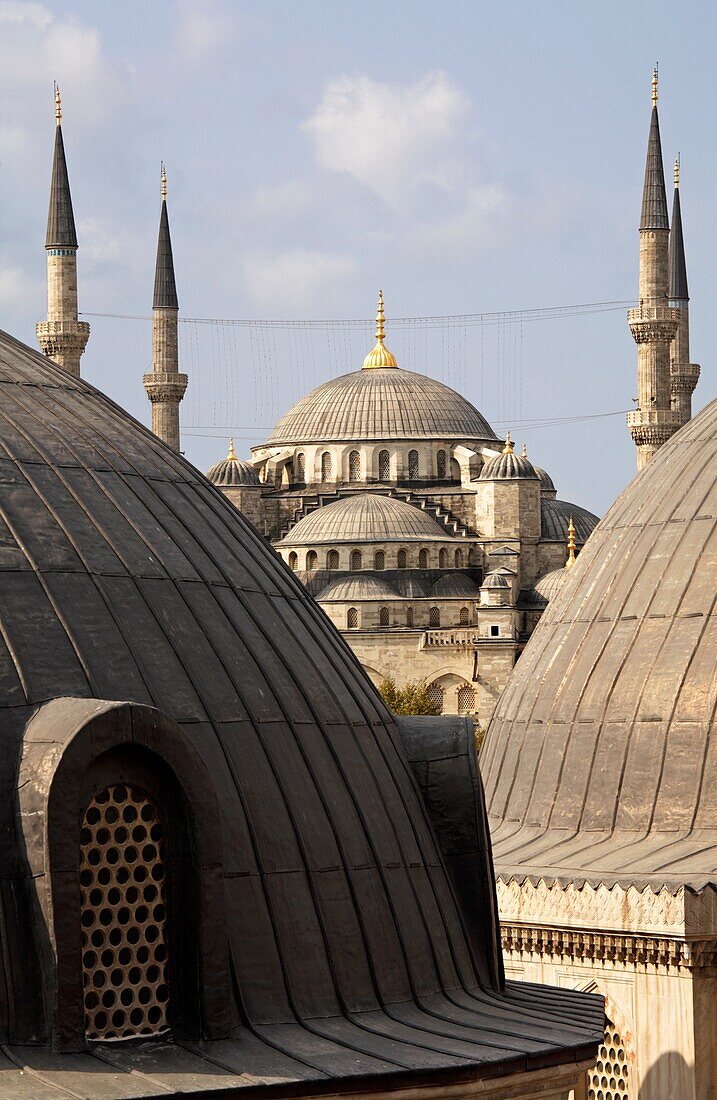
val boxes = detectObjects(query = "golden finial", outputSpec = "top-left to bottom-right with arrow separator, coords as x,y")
502,431 -> 514,455
227,437 -> 237,461
54,82 -> 62,125
652,64 -> 658,107
161,162 -> 168,202
674,154 -> 680,188
566,516 -> 577,569
362,290 -> 398,369
521,442 -> 528,458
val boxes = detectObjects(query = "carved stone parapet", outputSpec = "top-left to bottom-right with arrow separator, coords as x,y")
36,320 -> 90,358
626,408 -> 681,449
628,306 -> 679,344
670,363 -> 701,394
501,923 -> 717,972
143,372 -> 188,403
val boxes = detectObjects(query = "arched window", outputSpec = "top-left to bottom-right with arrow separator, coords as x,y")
288,551 -> 298,571
296,453 -> 305,482
459,606 -> 470,625
406,607 -> 414,627
429,606 -> 441,627
427,683 -> 444,713
374,550 -> 385,570
408,450 -> 419,480
378,450 -> 390,480
379,606 -> 389,627
397,548 -> 408,569
457,685 -> 475,714
306,550 -> 318,571
436,449 -> 447,479
321,452 -> 334,481
348,450 -> 361,481
350,549 -> 362,571
347,607 -> 359,629
439,548 -> 447,569
455,549 -> 464,568
418,548 -> 428,569
81,785 -> 170,1040
327,549 -> 339,570
450,458 -> 461,481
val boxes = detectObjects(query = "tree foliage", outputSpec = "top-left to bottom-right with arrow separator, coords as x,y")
378,676 -> 442,716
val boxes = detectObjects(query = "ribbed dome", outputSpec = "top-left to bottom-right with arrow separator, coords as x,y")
432,573 -> 482,598
317,575 -> 399,602
534,465 -> 556,494
279,493 -> 450,545
479,444 -> 538,480
540,498 -> 599,543
519,567 -> 569,609
206,440 -> 260,486
266,368 -> 497,445
483,396 -> 717,889
481,572 -> 510,589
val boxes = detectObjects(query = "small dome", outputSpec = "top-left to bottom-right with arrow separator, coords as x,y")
480,434 -> 538,480
481,571 -> 510,590
520,568 -> 569,609
206,438 -> 260,486
279,494 -> 450,545
541,499 -> 598,543
534,465 -> 556,494
432,573 -> 482,598
317,575 -> 398,602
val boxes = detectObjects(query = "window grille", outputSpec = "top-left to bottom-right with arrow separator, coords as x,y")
374,550 -> 385,570
418,548 -> 428,568
457,685 -> 475,714
296,453 -> 305,482
436,450 -> 447,478
397,549 -> 407,569
439,549 -> 447,568
288,552 -> 298,571
350,549 -> 362,571
348,450 -> 361,481
429,606 -> 440,627
321,452 -> 333,481
427,684 -> 444,712
459,606 -> 470,625
455,549 -> 463,568
327,549 -> 339,569
588,1023 -> 630,1099
378,450 -> 390,480
379,606 -> 389,627
347,607 -> 359,628
408,450 -> 419,480
306,551 -> 318,571
80,785 -> 170,1041
406,607 -> 414,627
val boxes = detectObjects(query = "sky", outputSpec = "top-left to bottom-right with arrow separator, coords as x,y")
0,0 -> 714,516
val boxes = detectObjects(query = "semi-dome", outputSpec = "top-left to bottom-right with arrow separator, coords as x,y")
479,435 -> 538,480
483,396 -> 717,889
431,573 -> 482,598
316,574 -> 399,601
206,437 -> 260,486
0,328 -> 602,1081
279,493 -> 450,545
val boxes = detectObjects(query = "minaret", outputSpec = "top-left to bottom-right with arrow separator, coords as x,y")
143,165 -> 187,451
668,156 -> 700,425
36,86 -> 89,377
627,68 -> 681,470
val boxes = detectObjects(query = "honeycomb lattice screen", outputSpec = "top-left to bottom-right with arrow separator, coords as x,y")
80,784 -> 170,1041
588,1022 -> 630,1099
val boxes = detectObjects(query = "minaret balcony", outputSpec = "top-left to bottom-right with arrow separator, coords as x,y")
36,320 -> 90,339
628,306 -> 680,344
626,408 -> 682,428
143,372 -> 188,402
670,363 -> 701,391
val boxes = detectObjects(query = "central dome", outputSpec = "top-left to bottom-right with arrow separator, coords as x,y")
267,367 -> 497,445
279,492 -> 451,544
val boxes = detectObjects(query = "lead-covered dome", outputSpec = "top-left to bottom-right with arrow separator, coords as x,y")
479,435 -> 538,480
206,438 -> 260,485
483,396 -> 717,889
279,492 -> 450,545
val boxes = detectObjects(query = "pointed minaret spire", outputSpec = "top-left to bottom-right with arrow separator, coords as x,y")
144,164 -> 188,452
668,154 -> 700,426
627,67 -> 681,470
36,85 -> 89,376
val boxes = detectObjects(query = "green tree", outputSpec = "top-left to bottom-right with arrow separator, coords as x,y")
378,676 -> 442,716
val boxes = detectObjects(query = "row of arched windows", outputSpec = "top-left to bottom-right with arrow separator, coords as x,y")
291,448 -> 452,484
286,547 -> 470,571
426,682 -> 476,715
346,606 -> 471,629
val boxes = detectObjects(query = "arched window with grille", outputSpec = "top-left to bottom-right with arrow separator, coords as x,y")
439,548 -> 447,569
429,606 -> 441,627
408,450 -> 419,480
327,549 -> 339,570
455,549 -> 463,568
397,548 -> 408,569
288,552 -> 298,571
427,683 -> 444,713
321,452 -> 334,481
406,607 -> 414,627
350,549 -> 362,571
374,550 -> 385,570
457,685 -> 475,715
347,607 -> 359,629
348,450 -> 361,482
436,449 -> 447,479
296,453 -> 306,482
379,606 -> 389,627
418,548 -> 428,569
459,606 -> 470,625
306,550 -> 318,571
378,450 -> 390,480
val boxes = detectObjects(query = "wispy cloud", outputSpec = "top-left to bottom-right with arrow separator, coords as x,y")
243,249 -> 357,312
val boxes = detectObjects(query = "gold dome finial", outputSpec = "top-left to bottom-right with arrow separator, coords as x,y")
227,437 -> 237,461
502,431 -> 514,455
521,442 -> 528,458
566,516 -> 577,568
674,153 -> 680,188
652,64 -> 658,107
362,290 -> 398,369
161,162 -> 168,202
54,82 -> 62,125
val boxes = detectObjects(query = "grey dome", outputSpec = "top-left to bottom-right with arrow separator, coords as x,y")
0,328 -> 603,1079
479,448 -> 538,480
317,574 -> 399,601
206,446 -> 260,486
483,396 -> 717,889
540,498 -> 598,543
482,571 -> 510,589
432,573 -> 482,598
267,367 -> 497,444
279,493 -> 449,545
534,465 -> 556,494
519,567 -> 569,609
